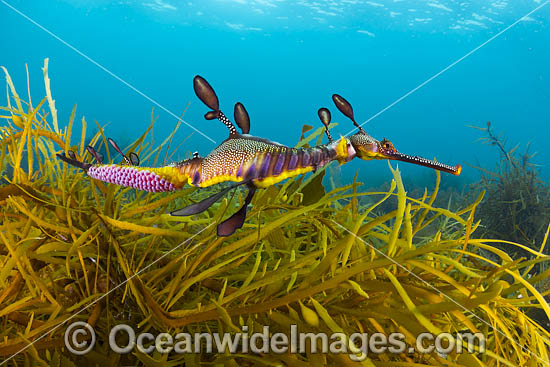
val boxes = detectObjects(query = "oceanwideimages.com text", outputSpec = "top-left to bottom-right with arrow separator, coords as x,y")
65,322 -> 485,361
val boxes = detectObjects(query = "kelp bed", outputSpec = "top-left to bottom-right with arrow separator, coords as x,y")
1,63 -> 550,367
471,121 -> 550,257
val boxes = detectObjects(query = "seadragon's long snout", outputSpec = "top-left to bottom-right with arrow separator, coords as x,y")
382,149 -> 462,175
331,93 -> 461,176
346,131 -> 462,176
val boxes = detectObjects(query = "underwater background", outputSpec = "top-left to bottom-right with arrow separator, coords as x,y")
2,0 -> 549,187
2,1 -> 550,366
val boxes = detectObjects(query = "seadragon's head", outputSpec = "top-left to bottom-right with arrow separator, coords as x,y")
330,94 -> 462,176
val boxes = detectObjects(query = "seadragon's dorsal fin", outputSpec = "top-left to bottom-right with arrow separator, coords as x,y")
193,75 -> 238,136
129,152 -> 140,166
108,138 -> 131,165
317,107 -> 333,142
108,138 -> 140,166
193,74 -> 219,111
234,102 -> 250,134
332,94 -> 366,134
86,146 -> 103,164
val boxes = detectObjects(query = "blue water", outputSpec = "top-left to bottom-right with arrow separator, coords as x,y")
2,0 -> 549,188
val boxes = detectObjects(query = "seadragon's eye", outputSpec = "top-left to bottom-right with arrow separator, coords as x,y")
380,139 -> 395,152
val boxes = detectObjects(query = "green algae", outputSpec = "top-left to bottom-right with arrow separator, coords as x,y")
0,61 -> 549,366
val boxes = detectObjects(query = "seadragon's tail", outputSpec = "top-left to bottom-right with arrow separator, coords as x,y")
57,139 -> 199,193
57,150 -> 93,171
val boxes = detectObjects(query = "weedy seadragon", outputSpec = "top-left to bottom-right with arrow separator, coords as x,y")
58,76 -> 461,236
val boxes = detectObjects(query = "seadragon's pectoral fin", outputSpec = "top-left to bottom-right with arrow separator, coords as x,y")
217,185 -> 256,237
170,180 -> 250,216
171,180 -> 256,237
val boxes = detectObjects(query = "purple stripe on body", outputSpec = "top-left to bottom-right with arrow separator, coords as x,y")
311,149 -> 321,166
288,153 -> 298,170
302,151 -> 310,167
259,153 -> 271,178
244,162 -> 256,180
192,171 -> 201,186
273,153 -> 286,175
327,146 -> 336,159
321,147 -> 330,165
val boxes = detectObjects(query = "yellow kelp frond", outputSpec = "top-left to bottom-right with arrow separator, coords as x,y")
1,62 -> 549,367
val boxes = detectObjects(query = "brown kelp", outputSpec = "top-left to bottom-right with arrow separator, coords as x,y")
470,122 -> 550,257
1,61 -> 550,366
